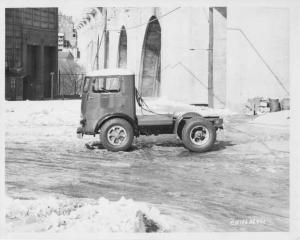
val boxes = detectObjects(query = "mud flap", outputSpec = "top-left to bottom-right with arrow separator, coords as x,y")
77,127 -> 84,139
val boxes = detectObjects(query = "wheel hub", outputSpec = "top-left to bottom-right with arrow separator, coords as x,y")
107,126 -> 127,146
190,126 -> 210,146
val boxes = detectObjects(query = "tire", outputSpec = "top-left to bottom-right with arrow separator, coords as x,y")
181,118 -> 216,152
100,118 -> 134,152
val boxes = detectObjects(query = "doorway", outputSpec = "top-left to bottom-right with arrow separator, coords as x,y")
25,45 -> 40,100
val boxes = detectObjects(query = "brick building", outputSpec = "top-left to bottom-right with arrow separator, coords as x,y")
5,8 -> 58,100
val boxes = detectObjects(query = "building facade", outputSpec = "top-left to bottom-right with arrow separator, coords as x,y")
58,12 -> 80,59
5,8 -> 58,100
76,7 -> 289,111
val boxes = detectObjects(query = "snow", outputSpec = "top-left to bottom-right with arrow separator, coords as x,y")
136,97 -> 235,117
5,195 -> 176,233
4,99 -> 289,232
86,68 -> 135,77
5,98 -> 218,233
252,110 -> 290,127
5,100 -> 80,127
5,195 -> 210,233
5,98 -> 233,128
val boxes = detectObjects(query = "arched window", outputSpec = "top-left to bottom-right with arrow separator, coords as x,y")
117,26 -> 127,68
104,31 -> 109,68
140,16 -> 161,97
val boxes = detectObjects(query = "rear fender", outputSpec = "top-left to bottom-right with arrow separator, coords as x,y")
174,112 -> 203,135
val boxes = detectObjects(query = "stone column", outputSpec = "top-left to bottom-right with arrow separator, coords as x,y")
36,43 -> 44,99
208,7 -> 227,108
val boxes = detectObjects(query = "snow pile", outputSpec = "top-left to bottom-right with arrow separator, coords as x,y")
5,98 -> 232,129
136,97 -> 235,117
5,196 -> 173,233
5,100 -> 80,127
252,110 -> 290,126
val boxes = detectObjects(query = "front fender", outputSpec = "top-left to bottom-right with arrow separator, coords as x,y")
94,113 -> 138,135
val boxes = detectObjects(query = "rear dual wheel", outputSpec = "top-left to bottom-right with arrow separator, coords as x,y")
100,118 -> 134,152
181,119 -> 216,152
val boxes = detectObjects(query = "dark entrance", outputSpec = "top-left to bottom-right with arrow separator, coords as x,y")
140,16 -> 161,97
44,46 -> 56,98
117,26 -> 127,68
25,45 -> 40,100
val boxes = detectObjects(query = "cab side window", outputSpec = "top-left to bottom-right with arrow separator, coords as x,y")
106,77 -> 120,92
92,77 -> 120,93
92,77 -> 105,92
83,77 -> 90,92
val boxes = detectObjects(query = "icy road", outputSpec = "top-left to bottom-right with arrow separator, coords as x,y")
5,100 -> 289,232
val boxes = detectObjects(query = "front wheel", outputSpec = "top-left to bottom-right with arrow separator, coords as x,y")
181,118 -> 216,152
100,118 -> 134,152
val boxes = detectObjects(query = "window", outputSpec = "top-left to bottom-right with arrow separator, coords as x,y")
106,77 -> 120,91
92,77 -> 120,93
92,77 -> 105,92
83,77 -> 90,92
10,78 -> 16,89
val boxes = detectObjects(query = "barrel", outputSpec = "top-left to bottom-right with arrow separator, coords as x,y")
269,99 -> 281,112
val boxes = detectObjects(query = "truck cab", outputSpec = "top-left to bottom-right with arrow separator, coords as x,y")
77,69 -> 223,152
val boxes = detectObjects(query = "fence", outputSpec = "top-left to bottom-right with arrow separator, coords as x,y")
57,72 -> 85,99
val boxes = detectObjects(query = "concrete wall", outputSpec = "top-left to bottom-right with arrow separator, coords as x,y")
211,7 -> 227,108
226,7 -> 289,111
78,7 -> 210,104
77,7 -> 290,110
160,7 -> 209,104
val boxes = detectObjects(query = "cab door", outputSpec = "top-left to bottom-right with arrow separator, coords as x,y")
83,77 -> 103,132
80,77 -> 101,132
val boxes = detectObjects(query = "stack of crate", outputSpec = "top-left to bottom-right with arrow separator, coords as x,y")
245,97 -> 270,115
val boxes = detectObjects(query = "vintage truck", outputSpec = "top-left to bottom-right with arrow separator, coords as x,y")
77,69 -> 223,152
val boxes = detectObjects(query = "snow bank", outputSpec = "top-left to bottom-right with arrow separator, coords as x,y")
252,110 -> 290,126
136,97 -> 235,117
6,196 -> 175,233
5,98 -> 233,128
5,100 -> 80,127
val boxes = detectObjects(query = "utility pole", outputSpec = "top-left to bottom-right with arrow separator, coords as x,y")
104,8 -> 108,68
208,7 -> 214,108
96,34 -> 99,70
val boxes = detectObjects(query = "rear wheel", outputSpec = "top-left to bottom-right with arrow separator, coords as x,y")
181,118 -> 216,152
100,118 -> 134,152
